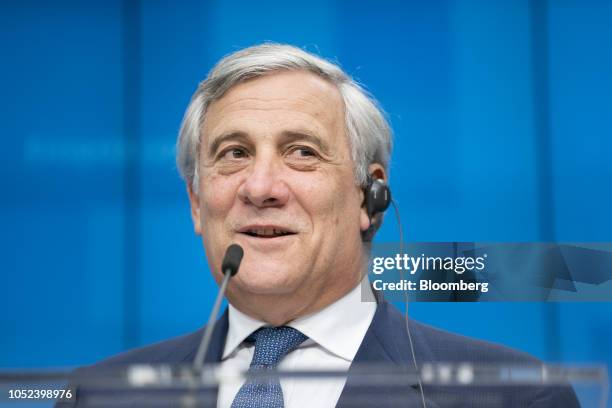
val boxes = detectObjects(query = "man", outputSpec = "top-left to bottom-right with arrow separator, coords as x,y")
63,44 -> 579,407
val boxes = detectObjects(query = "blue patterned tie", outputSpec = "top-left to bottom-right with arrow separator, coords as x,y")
231,326 -> 308,408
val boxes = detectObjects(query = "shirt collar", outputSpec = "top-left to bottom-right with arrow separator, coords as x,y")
222,277 -> 376,362
223,303 -> 267,360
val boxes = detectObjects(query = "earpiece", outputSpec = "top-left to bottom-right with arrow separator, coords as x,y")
364,177 -> 391,219
362,176 -> 391,241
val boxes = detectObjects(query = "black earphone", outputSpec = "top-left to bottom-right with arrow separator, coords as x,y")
362,176 -> 392,241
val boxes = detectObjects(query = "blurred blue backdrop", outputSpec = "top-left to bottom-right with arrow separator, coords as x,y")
1,0 -> 611,389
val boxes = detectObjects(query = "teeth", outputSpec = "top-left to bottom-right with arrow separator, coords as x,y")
247,228 -> 289,237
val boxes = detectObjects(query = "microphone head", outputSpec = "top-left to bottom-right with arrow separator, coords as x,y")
221,244 -> 244,276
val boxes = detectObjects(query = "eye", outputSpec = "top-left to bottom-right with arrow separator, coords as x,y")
288,146 -> 317,158
220,147 -> 249,160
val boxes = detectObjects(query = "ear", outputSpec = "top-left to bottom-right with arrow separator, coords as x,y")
368,164 -> 387,183
359,188 -> 370,232
187,183 -> 203,235
360,163 -> 387,232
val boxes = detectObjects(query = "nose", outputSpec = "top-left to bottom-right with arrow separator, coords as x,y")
237,155 -> 290,208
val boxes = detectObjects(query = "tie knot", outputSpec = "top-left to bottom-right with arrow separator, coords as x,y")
247,326 -> 308,367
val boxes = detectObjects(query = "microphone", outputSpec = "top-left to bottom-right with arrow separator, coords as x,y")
221,244 -> 244,277
193,244 -> 244,370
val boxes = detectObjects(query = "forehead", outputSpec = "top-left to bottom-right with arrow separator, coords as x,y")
203,71 -> 345,140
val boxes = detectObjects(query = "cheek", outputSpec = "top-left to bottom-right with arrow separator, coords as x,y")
200,174 -> 239,219
199,175 -> 240,275
299,172 -> 361,229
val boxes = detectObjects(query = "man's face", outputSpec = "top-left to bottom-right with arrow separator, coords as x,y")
188,71 -> 371,319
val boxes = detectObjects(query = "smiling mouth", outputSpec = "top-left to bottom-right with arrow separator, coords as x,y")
239,227 -> 296,238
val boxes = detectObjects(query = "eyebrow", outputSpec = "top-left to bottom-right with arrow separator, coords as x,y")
207,129 -> 331,156
207,131 -> 250,157
280,130 -> 331,154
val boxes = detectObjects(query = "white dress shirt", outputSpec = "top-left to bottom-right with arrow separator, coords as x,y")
217,278 -> 376,408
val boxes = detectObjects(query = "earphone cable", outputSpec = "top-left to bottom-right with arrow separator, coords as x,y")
391,199 -> 426,408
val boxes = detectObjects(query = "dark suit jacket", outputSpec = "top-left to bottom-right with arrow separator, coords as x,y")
61,301 -> 580,407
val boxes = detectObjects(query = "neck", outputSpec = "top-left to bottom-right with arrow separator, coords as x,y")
227,272 -> 364,326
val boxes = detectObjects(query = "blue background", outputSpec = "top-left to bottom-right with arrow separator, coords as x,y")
1,0 -> 611,393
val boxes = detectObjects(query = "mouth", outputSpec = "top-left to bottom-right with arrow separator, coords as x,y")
237,226 -> 297,239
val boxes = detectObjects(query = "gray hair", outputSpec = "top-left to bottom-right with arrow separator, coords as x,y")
176,43 -> 392,192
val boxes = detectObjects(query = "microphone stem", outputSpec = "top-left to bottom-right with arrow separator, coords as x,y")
193,269 -> 232,371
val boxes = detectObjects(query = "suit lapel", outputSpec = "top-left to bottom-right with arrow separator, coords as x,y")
182,308 -> 229,366
335,302 -> 439,408
121,310 -> 230,408
196,309 -> 229,407
96,311 -> 230,408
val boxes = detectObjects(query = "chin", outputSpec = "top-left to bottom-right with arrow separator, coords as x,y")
230,261 -> 303,295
